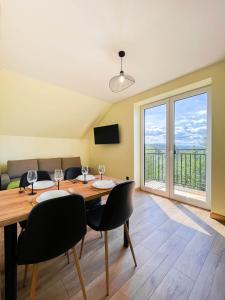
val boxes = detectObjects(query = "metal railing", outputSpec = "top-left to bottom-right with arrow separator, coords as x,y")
144,148 -> 206,191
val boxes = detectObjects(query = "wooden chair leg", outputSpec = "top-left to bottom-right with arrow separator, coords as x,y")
124,223 -> 137,267
23,265 -> 29,287
104,231 -> 109,296
72,247 -> 87,300
29,264 -> 38,300
79,236 -> 85,259
66,251 -> 70,264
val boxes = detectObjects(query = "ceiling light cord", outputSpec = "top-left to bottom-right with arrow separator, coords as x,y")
120,57 -> 123,73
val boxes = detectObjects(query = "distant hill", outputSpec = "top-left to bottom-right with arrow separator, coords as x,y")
145,143 -> 206,150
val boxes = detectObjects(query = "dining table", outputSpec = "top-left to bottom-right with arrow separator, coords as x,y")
0,175 -> 130,300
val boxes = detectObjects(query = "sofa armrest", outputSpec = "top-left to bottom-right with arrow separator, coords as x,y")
0,173 -> 10,190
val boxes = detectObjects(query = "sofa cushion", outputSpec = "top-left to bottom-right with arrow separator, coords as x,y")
62,157 -> 81,171
38,158 -> 61,173
8,159 -> 38,179
7,180 -> 20,190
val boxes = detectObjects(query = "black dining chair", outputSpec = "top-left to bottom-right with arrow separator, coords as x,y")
19,171 -> 51,230
17,194 -> 87,300
79,181 -> 137,296
64,167 -> 82,180
64,167 -> 102,212
19,170 -> 51,189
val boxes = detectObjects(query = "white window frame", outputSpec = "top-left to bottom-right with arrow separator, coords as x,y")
141,85 -> 211,210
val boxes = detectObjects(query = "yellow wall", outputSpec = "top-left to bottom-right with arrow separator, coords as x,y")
0,135 -> 89,172
0,69 -> 110,139
89,60 -> 225,215
0,69 -> 109,173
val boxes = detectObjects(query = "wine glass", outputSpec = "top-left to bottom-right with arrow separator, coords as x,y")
27,170 -> 38,195
81,166 -> 88,184
54,169 -> 64,190
98,165 -> 105,180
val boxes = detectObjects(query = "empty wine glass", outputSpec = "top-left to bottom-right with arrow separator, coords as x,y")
81,166 -> 88,184
54,169 -> 64,190
27,170 -> 38,195
98,165 -> 105,180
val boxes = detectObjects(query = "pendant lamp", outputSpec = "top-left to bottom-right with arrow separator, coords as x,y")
109,50 -> 135,93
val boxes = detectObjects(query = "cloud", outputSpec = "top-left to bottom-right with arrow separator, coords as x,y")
145,126 -> 166,136
144,97 -> 207,147
197,110 -> 207,116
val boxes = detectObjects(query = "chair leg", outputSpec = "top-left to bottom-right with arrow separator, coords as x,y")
104,231 -> 109,296
79,236 -> 85,259
100,231 -> 103,238
23,265 -> 29,287
29,264 -> 38,300
66,251 -> 70,264
124,223 -> 137,267
72,247 -> 87,300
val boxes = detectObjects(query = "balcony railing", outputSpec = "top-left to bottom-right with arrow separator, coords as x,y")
144,148 -> 206,191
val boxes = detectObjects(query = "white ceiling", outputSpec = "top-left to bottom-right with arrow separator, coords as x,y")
1,0 -> 225,103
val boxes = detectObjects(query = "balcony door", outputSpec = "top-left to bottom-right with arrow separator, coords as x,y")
141,87 -> 211,209
142,100 -> 170,198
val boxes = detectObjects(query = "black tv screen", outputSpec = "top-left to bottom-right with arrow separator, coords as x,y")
94,124 -> 119,144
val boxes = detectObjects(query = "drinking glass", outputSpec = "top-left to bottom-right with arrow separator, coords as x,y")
81,166 -> 88,184
98,165 -> 105,180
27,170 -> 38,195
54,169 -> 64,190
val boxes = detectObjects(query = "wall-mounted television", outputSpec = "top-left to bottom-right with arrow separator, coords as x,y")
94,124 -> 120,144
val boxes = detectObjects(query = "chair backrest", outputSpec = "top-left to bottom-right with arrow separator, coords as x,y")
19,170 -> 51,188
64,167 -> 82,180
99,181 -> 135,231
17,194 -> 86,265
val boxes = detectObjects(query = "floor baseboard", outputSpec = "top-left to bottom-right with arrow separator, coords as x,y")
210,212 -> 225,223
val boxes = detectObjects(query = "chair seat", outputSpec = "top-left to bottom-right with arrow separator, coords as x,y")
87,205 -> 105,231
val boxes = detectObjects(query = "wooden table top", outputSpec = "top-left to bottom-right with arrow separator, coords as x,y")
0,176 -> 123,227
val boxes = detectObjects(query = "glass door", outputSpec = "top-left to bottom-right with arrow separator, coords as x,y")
141,87 -> 211,209
142,100 -> 169,197
170,90 -> 210,209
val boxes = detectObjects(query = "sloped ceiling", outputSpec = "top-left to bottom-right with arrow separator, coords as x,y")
1,0 -> 225,103
0,69 -> 110,138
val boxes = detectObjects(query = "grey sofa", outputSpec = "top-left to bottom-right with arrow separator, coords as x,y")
0,157 -> 81,190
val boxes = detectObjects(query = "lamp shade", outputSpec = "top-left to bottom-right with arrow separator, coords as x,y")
109,71 -> 135,93
109,51 -> 135,93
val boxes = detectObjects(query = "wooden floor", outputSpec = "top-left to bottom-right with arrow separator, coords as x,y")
1,190 -> 225,300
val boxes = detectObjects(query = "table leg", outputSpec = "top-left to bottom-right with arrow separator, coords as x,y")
4,223 -> 17,300
123,219 -> 129,248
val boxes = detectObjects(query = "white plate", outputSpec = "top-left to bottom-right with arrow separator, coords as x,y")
36,190 -> 70,203
28,180 -> 55,190
92,180 -> 116,189
76,174 -> 95,182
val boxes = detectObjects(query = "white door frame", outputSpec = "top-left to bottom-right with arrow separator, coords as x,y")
141,86 -> 211,210
141,99 -> 170,198
169,87 -> 211,209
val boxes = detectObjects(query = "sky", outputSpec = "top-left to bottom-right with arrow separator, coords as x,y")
144,93 -> 207,149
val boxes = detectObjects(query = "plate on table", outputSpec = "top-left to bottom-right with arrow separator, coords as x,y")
28,180 -> 55,190
76,175 -> 95,182
92,180 -> 116,189
36,190 -> 70,203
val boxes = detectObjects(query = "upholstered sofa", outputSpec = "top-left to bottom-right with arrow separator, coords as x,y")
0,157 -> 81,190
